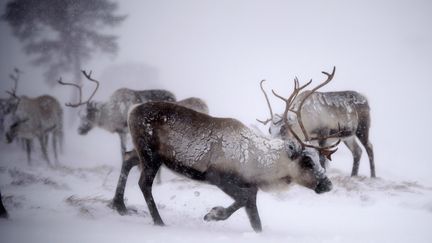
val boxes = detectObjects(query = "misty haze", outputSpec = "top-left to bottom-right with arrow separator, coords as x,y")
0,0 -> 431,242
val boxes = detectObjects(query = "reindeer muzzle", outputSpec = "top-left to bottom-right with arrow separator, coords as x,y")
314,177 -> 332,194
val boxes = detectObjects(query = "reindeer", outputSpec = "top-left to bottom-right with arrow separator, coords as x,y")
127,68 -> 339,232
258,67 -> 375,177
0,190 -> 7,219
4,94 -> 64,166
3,70 -> 63,166
58,71 -> 178,214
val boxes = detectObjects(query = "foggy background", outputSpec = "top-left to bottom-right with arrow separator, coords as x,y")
0,0 -> 431,184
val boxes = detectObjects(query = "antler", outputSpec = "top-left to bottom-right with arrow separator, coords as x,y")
57,77 -> 84,107
257,77 -> 312,126
81,70 -> 100,103
293,66 -> 336,141
256,80 -> 276,125
272,67 -> 340,157
57,70 -> 100,107
5,68 -> 21,99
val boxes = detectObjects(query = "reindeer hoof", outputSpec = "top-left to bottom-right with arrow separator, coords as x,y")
204,206 -> 228,221
108,199 -> 128,215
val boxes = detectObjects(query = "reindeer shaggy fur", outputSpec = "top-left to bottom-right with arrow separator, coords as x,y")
4,95 -> 63,166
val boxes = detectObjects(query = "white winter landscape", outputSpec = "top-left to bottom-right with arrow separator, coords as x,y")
1,1 -> 432,243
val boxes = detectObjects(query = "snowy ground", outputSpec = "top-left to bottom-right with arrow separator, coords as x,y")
0,133 -> 431,243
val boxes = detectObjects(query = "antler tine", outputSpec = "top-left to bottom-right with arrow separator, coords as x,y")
257,80 -> 277,125
57,77 -> 84,107
7,69 -> 20,99
81,70 -> 100,104
272,67 -> 339,156
272,77 -> 312,124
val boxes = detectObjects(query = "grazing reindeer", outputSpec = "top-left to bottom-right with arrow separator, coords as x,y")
259,67 -> 375,177
127,68 -> 339,232
3,72 -> 63,166
58,71 -> 177,214
0,190 -> 7,218
4,94 -> 64,166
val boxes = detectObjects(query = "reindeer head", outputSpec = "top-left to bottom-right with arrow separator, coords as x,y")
58,70 -> 100,135
282,142 -> 333,193
4,116 -> 29,143
3,99 -> 29,144
77,101 -> 100,134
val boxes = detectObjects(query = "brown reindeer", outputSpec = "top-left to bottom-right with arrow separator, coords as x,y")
258,67 -> 375,177
3,71 -> 63,166
127,68 -> 339,232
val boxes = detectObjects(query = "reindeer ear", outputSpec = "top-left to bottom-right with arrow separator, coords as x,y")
321,148 -> 338,161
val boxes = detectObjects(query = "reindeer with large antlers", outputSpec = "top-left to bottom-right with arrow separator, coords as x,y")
3,69 -> 64,165
258,67 -> 375,177
59,71 -> 180,214
127,67 -> 338,232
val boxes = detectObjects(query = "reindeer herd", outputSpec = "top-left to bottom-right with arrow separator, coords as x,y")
0,66 -> 375,232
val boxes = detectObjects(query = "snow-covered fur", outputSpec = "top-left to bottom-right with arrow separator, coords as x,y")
111,95 -> 208,214
4,95 -> 63,165
128,102 -> 332,232
270,90 -> 375,177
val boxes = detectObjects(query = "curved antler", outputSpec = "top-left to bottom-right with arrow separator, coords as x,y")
256,80 -> 276,125
57,77 -> 84,107
294,66 -> 336,141
81,70 -> 100,103
6,68 -> 21,100
272,66 -> 340,156
57,70 -> 100,108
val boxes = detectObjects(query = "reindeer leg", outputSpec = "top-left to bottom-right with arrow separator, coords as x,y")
25,139 -> 32,165
111,151 -> 139,215
38,135 -> 51,166
138,152 -> 164,226
118,132 -> 127,161
52,131 -> 59,165
356,129 -> 375,178
343,137 -> 362,177
0,191 -> 8,219
366,142 -> 375,178
204,170 -> 261,232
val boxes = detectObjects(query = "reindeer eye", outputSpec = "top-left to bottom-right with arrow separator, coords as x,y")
300,157 -> 314,169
